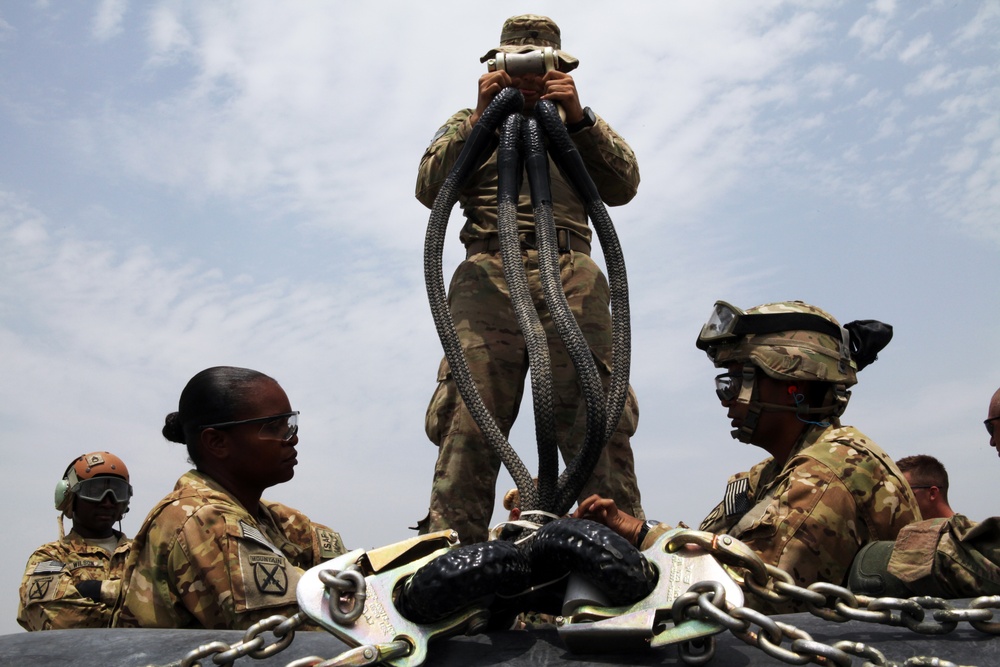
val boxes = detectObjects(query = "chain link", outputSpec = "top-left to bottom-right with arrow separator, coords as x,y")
157,530 -> 994,667
319,565 -> 367,624
667,530 -> 998,667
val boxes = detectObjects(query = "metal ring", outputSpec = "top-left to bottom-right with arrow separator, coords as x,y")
970,595 -> 1000,634
246,615 -> 297,659
323,568 -> 367,624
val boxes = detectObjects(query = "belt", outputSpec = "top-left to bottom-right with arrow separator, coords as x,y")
465,229 -> 591,259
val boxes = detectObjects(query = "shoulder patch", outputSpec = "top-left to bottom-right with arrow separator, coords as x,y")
316,528 -> 341,560
31,560 -> 65,575
240,520 -> 282,556
724,477 -> 753,518
429,124 -> 449,145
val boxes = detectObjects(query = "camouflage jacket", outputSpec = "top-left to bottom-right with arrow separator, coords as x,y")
887,514 -> 1000,597
112,470 -> 346,629
698,424 -> 919,611
17,529 -> 130,631
415,108 -> 639,247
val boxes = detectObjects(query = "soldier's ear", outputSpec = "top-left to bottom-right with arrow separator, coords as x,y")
199,427 -> 231,462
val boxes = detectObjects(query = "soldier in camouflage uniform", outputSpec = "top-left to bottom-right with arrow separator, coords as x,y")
578,301 -> 919,613
896,454 -> 955,520
848,385 -> 1000,597
417,14 -> 644,545
18,452 -> 133,630
112,367 -> 345,629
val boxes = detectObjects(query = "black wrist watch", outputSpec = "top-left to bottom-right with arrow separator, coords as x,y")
566,106 -> 596,133
634,519 -> 659,548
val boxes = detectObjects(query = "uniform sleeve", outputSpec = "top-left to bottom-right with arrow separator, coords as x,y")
568,115 -> 640,206
727,462 -> 863,613
17,547 -> 109,631
889,515 -> 1000,597
415,109 -> 476,209
174,508 -> 306,630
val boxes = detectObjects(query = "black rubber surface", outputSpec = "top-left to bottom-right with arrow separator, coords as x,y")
0,613 -> 996,667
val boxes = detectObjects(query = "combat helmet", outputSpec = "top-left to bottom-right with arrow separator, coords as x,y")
696,300 -> 892,442
54,451 -> 132,519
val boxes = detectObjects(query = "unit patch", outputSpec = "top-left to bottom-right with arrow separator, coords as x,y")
27,577 -> 52,601
250,555 -> 288,595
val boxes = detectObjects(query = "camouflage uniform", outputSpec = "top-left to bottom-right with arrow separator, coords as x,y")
417,107 -> 644,544
852,515 -> 1000,597
697,423 -> 919,613
17,530 -> 130,630
113,470 -> 345,629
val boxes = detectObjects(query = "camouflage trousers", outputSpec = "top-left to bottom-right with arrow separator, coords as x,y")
423,249 -> 644,544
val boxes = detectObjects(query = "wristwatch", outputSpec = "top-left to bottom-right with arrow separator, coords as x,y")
634,519 -> 660,548
566,106 -> 596,133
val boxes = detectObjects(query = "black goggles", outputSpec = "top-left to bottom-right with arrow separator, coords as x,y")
986,416 -> 1000,436
696,300 -> 847,359
714,371 -> 743,402
74,476 -> 132,504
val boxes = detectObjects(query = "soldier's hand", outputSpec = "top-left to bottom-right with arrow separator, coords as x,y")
470,70 -> 513,126
540,70 -> 585,127
574,494 -> 643,545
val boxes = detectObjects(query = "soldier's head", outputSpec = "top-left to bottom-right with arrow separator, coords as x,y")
987,386 -> 1000,455
896,454 -> 954,520
164,366 -> 300,493
696,300 -> 892,448
480,14 -> 579,111
54,452 -> 132,538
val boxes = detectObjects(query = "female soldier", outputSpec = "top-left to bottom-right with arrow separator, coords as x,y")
113,366 -> 345,629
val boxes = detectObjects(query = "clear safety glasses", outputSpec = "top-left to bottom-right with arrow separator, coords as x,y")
200,411 -> 299,442
73,476 -> 132,504
714,371 -> 743,402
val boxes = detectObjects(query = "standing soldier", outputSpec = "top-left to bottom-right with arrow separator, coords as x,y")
416,14 -> 644,544
18,452 -> 132,630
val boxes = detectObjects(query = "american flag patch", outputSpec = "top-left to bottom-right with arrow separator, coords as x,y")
724,477 -> 753,517
32,560 -> 65,575
240,521 -> 282,556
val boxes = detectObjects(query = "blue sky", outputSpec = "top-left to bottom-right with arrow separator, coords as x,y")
1,1 -> 998,636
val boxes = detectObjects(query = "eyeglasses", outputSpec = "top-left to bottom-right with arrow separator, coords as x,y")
715,371 -> 743,402
200,411 -> 300,442
74,476 -> 132,504
985,416 -> 1000,436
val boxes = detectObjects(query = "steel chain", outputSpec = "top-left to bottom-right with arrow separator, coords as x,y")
667,530 -> 997,667
161,563 -> 392,667
319,564 -> 367,624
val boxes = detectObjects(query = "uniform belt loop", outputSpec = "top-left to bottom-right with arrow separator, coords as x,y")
557,228 -> 570,252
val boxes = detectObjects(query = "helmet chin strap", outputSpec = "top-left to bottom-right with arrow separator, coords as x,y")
731,367 -> 842,443
732,366 -> 761,443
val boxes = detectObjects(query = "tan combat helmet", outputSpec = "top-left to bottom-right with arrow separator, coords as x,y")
696,300 -> 892,442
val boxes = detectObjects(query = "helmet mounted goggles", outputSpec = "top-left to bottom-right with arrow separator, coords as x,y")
696,300 -> 849,362
72,476 -> 132,504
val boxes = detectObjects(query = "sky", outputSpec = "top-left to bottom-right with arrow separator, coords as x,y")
1,0 -> 998,638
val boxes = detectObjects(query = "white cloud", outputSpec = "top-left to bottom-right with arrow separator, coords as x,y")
898,32 -> 933,63
92,0 -> 127,41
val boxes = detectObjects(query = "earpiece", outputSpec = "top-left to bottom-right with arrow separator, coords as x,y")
53,479 -> 70,512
